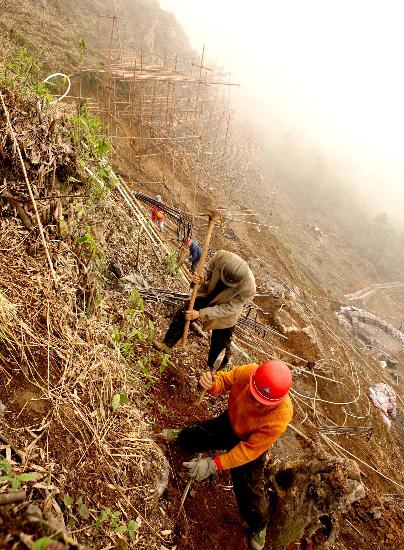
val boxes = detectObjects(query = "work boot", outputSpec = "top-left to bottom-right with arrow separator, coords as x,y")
153,340 -> 171,353
160,428 -> 181,442
249,525 -> 267,550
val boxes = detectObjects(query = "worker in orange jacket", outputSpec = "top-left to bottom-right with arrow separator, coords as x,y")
150,194 -> 165,231
164,360 -> 293,550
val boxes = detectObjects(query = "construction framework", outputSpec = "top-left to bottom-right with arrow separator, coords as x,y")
72,13 -> 241,212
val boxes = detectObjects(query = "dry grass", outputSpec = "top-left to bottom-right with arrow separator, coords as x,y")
0,78 -> 175,547
0,215 -> 174,547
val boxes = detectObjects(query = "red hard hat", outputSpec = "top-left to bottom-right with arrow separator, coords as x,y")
250,360 -> 292,405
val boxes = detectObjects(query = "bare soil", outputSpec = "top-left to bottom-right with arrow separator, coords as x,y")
1,15 -> 403,548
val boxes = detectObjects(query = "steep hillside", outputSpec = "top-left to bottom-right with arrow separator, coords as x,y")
1,4 -> 403,550
1,0 -> 191,71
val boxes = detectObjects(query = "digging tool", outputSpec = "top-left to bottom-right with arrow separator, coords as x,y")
196,349 -> 226,404
181,210 -> 221,347
177,349 -> 225,516
177,452 -> 202,518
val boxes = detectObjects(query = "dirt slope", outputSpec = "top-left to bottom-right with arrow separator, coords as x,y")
1,4 -> 403,550
1,0 -> 191,72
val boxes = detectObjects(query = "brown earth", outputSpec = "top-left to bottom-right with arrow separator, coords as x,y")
131,168 -> 404,549
0,14 -> 403,549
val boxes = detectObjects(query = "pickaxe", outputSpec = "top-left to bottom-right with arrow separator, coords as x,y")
177,349 -> 225,517
181,209 -> 221,347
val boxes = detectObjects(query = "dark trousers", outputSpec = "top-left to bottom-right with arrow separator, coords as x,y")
191,259 -> 200,273
177,411 -> 269,533
163,296 -> 235,369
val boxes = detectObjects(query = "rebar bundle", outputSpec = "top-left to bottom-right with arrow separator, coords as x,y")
132,191 -> 194,241
139,288 -> 188,307
237,316 -> 287,340
138,287 -> 284,343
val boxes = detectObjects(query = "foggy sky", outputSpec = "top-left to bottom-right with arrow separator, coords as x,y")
160,0 -> 404,227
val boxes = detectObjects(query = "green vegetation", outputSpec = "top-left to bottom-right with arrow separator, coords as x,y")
77,227 -> 104,264
61,495 -> 139,544
111,392 -> 129,412
96,508 -> 139,541
0,26 -> 164,550
33,80 -> 54,106
32,538 -> 52,550
163,251 -> 180,276
62,493 -> 89,522
0,459 -> 36,491
111,289 -> 169,391
78,37 -> 86,63
112,292 -> 148,356
0,40 -> 41,91
0,35 -> 113,206
159,353 -> 170,374
284,243 -> 294,256
67,103 -> 112,197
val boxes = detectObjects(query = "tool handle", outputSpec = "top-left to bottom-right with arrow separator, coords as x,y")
196,388 -> 208,405
181,216 -> 216,347
177,452 -> 202,518
196,364 -> 221,404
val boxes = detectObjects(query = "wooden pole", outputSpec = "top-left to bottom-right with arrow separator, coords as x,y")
0,92 -> 57,283
181,211 -> 220,347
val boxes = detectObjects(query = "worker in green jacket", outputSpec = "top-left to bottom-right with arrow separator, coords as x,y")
154,250 -> 256,369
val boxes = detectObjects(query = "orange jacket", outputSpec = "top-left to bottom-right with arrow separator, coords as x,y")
151,204 -> 165,222
208,364 -> 293,470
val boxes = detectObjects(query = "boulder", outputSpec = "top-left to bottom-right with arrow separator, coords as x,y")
265,452 -> 365,549
273,309 -> 300,334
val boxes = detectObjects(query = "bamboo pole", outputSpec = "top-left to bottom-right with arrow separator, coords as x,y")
219,112 -> 231,182
129,59 -> 136,165
181,211 -> 220,347
0,92 -> 57,283
139,49 -> 143,168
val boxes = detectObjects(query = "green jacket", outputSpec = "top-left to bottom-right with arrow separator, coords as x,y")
198,250 -> 256,330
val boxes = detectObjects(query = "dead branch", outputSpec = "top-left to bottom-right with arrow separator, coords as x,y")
2,189 -> 33,230
0,490 -> 26,506
0,91 -> 57,282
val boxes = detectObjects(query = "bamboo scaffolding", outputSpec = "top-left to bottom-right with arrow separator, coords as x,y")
84,16 -> 243,216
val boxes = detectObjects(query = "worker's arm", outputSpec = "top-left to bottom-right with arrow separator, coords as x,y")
210,368 -> 240,395
189,242 -> 200,264
214,420 -> 289,470
199,367 -> 242,396
199,290 -> 253,322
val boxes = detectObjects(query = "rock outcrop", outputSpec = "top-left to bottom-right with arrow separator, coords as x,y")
265,452 -> 365,549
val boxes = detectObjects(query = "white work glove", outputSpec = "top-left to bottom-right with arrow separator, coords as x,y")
183,457 -> 217,481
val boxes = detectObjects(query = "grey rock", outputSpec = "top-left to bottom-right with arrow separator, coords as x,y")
370,507 -> 382,519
